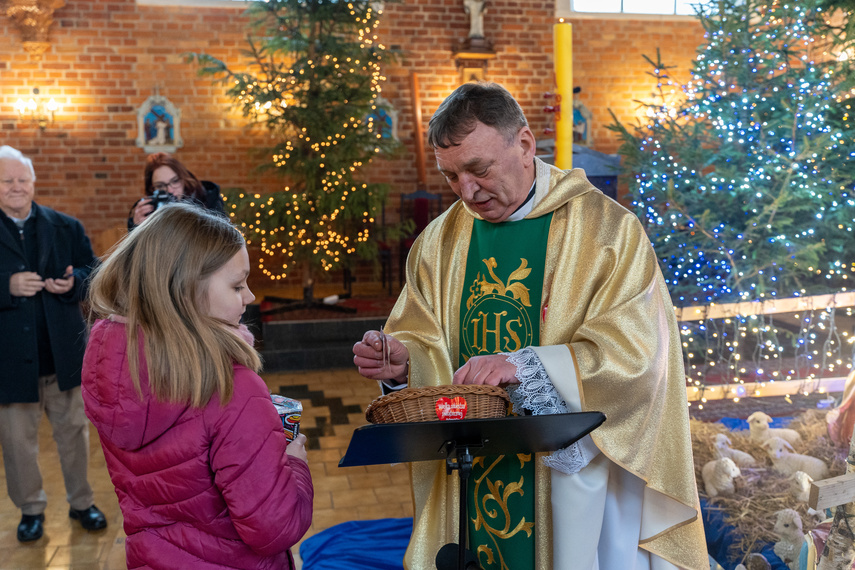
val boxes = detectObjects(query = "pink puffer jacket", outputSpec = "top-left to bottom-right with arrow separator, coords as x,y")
82,318 -> 313,569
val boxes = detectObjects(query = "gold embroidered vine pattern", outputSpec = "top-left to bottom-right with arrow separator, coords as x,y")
470,453 -> 534,569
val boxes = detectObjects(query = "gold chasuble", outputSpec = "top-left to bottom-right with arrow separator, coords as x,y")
385,158 -> 708,570
460,216 -> 552,569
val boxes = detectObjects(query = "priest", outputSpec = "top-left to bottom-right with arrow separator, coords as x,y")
352,82 -> 708,570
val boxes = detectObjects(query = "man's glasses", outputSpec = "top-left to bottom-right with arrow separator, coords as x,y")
152,176 -> 182,193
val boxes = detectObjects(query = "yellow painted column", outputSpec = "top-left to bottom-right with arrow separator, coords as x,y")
554,21 -> 573,169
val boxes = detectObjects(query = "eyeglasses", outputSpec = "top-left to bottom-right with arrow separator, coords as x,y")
152,176 -> 183,193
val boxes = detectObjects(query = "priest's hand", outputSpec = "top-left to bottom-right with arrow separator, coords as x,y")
453,354 -> 519,386
353,330 -> 409,385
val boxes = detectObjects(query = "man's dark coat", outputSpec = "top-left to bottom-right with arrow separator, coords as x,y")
0,202 -> 96,403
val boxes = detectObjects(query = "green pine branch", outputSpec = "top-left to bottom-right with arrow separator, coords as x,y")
187,0 -> 401,283
608,0 -> 855,305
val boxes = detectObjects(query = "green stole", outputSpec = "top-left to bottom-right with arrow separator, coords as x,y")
458,213 -> 553,570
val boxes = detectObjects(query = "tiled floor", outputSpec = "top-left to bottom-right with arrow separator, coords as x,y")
0,367 -> 414,569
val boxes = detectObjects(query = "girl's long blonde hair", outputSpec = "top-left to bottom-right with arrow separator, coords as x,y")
88,203 -> 261,407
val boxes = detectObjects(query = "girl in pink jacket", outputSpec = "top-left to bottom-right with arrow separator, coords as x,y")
82,203 -> 313,569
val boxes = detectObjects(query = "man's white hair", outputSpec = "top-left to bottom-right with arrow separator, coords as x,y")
0,145 -> 36,181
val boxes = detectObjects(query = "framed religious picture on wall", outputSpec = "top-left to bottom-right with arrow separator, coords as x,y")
368,97 -> 399,141
135,93 -> 183,154
573,100 -> 593,147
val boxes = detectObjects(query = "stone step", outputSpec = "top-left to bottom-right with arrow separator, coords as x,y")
260,344 -> 361,371
253,315 -> 387,371
262,317 -> 386,347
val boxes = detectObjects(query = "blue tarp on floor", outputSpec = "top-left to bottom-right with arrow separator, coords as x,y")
300,517 -> 412,570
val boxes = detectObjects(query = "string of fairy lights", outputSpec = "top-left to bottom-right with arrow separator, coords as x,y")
221,1 -> 388,280
623,1 -> 855,406
636,2 -> 854,303
681,305 -> 854,408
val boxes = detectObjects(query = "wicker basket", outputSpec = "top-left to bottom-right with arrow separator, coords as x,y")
365,385 -> 510,424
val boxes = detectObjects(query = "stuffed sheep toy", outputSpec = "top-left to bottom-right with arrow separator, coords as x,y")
747,411 -> 802,446
702,457 -> 741,497
762,437 -> 829,481
789,470 -> 813,503
789,471 -> 830,522
772,509 -> 808,570
713,433 -> 757,468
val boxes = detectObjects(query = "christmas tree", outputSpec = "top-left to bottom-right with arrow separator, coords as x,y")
188,0 -> 398,301
609,0 -> 855,307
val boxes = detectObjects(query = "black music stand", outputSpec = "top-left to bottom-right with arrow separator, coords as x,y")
339,412 -> 606,570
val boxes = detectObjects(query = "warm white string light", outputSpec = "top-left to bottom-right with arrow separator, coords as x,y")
626,2 -> 854,308
205,1 -> 392,281
612,1 -> 855,406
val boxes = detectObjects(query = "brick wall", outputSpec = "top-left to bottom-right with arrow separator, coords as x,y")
0,0 -> 702,287
375,6 -> 703,202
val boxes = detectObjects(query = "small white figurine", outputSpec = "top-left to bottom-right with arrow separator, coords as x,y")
747,411 -> 802,446
463,0 -> 486,38
762,437 -> 829,481
713,433 -> 757,468
772,509 -> 806,570
701,457 -> 741,497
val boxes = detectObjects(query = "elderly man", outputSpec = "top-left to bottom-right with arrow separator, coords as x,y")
353,83 -> 707,569
0,146 -> 106,542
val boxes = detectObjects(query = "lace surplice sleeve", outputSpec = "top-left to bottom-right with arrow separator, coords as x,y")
504,348 -> 600,475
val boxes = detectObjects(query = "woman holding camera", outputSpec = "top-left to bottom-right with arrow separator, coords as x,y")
127,153 -> 225,230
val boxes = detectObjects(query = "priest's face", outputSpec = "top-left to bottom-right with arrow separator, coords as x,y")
434,122 -> 536,223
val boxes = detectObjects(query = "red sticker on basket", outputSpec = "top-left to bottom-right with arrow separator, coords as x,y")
436,397 -> 468,421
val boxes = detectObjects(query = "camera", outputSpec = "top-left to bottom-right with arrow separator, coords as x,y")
149,190 -> 177,212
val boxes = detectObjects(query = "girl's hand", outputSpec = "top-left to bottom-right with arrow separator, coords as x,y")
286,433 -> 308,463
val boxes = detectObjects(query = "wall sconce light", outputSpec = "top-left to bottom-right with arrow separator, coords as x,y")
15,88 -> 59,131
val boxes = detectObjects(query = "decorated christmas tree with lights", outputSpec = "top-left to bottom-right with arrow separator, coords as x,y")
189,0 -> 397,300
609,0 -> 855,307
